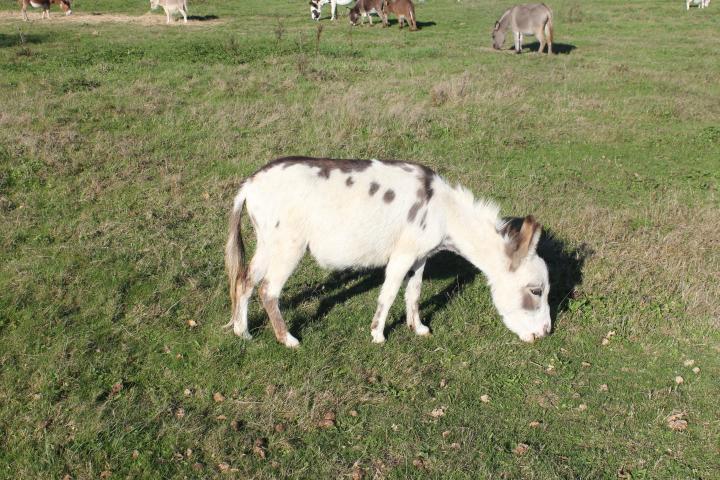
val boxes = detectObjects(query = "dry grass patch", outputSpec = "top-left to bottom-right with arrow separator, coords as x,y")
0,11 -> 222,26
548,194 -> 719,329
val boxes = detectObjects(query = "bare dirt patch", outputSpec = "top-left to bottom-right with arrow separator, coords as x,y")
0,11 -> 222,26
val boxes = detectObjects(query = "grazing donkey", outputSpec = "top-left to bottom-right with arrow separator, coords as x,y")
382,0 -> 418,30
20,0 -> 72,21
349,0 -> 388,26
150,0 -> 188,24
686,0 -> 710,9
225,157 -> 551,347
310,0 -> 353,21
492,3 -> 553,54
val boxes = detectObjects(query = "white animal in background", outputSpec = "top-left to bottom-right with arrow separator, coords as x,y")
310,0 -> 354,21
686,0 -> 710,9
150,0 -> 188,24
225,157 -> 552,348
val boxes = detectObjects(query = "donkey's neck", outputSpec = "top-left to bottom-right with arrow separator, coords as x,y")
497,9 -> 512,31
441,186 -> 507,281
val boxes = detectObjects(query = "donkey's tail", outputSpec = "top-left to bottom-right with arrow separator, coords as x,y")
225,185 -> 248,325
545,12 -> 553,44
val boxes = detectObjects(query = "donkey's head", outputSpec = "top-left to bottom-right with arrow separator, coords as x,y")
56,0 -> 72,15
492,22 -> 505,50
492,216 -> 551,342
150,0 -> 160,10
309,0 -> 321,20
348,6 -> 361,25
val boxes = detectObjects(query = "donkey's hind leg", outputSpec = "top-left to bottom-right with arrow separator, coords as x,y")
225,240 -> 271,340
225,246 -> 270,339
536,29 -> 546,54
257,241 -> 305,348
405,259 -> 429,336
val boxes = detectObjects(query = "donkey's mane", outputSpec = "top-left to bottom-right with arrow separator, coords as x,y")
450,184 -> 501,224
496,8 -> 512,30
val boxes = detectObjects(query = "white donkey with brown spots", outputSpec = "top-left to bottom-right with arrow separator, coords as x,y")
225,157 -> 551,347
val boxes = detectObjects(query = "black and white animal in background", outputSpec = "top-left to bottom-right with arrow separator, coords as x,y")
225,157 -> 551,348
20,0 -> 72,21
686,0 -> 710,9
310,0 -> 353,20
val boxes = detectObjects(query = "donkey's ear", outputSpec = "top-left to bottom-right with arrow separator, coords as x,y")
494,21 -> 500,29
505,215 -> 541,271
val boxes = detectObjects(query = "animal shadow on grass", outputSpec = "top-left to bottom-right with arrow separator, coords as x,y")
384,18 -> 437,29
249,229 -> 590,340
187,15 -> 219,21
537,229 -> 592,327
524,41 -> 576,54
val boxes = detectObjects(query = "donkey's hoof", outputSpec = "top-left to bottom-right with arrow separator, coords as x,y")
236,329 -> 252,340
414,324 -> 431,336
283,335 -> 300,348
371,330 -> 386,344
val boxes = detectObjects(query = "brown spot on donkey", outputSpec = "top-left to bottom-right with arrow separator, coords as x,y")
382,0 -> 417,31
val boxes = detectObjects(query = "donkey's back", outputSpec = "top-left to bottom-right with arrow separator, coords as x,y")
509,3 -> 552,32
240,157 -> 441,270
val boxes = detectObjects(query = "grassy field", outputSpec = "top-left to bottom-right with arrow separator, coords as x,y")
1,0 -> 719,477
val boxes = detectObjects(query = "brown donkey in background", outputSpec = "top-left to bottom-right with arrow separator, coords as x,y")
383,0 -> 417,31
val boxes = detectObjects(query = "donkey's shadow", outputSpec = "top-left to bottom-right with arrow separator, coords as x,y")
383,19 -> 437,29
187,15 -> 219,21
523,41 -> 576,54
249,230 -> 591,339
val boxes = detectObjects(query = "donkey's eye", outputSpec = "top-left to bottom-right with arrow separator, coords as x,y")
530,287 -> 542,297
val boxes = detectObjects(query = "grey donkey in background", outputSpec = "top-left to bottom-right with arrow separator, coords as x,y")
493,3 -> 553,54
150,0 -> 188,24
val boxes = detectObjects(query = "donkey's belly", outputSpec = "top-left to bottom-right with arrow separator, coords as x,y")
307,230 -> 395,270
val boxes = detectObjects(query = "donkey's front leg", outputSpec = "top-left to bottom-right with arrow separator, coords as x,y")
371,256 -> 415,343
405,259 -> 430,336
331,0 -> 337,20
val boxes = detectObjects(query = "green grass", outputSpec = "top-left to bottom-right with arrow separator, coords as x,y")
1,0 -> 719,478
